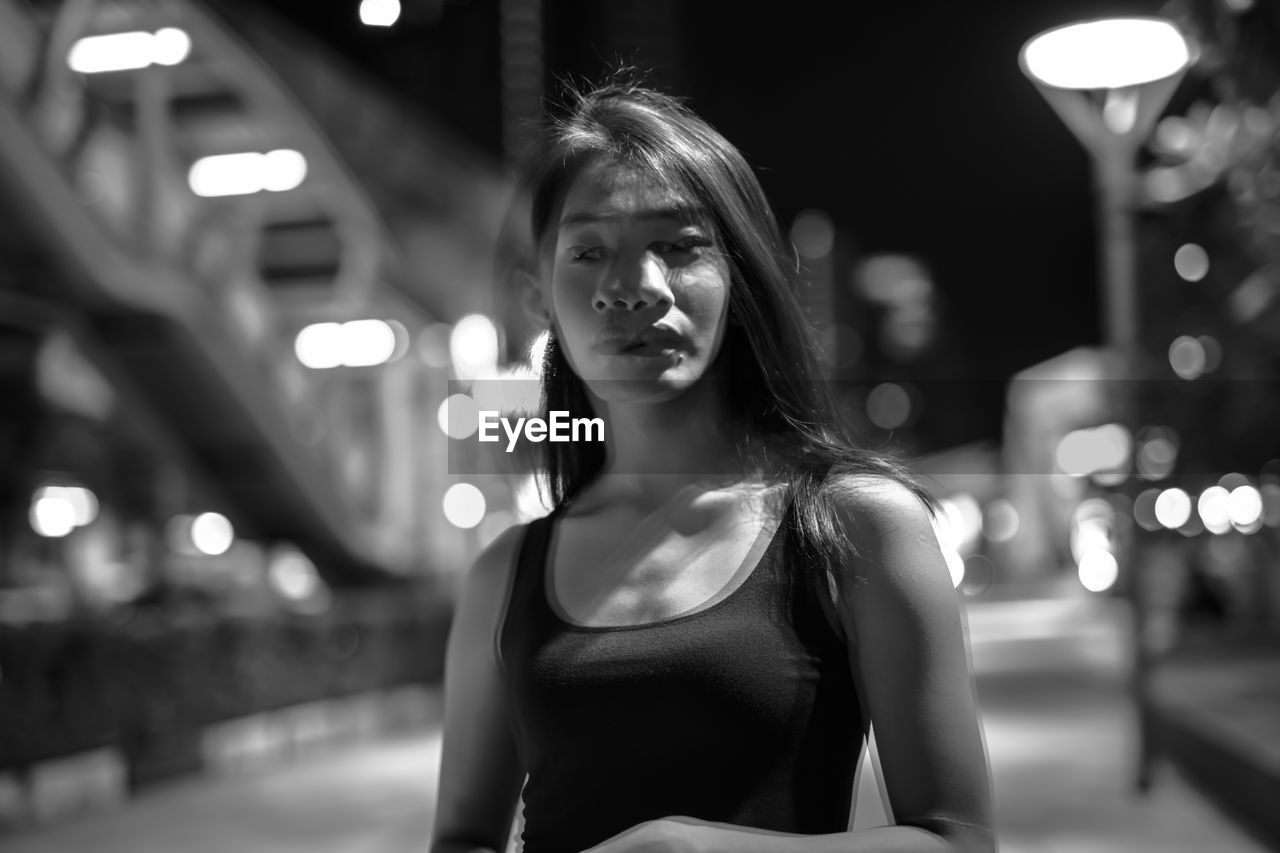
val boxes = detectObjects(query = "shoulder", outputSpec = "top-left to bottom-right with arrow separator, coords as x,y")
817,470 -> 951,607
452,521 -> 533,634
821,471 -> 938,554
465,521 -> 530,593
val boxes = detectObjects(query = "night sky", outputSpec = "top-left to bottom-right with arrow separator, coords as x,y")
246,0 -> 1187,444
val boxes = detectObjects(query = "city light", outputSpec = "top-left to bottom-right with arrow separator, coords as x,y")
1070,499 -> 1114,567
295,320 -> 404,369
295,323 -> 343,369
30,493 -> 77,538
1197,486 -> 1231,535
791,209 -> 835,260
1227,485 -> 1264,532
450,314 -> 500,381
443,484 -> 486,529
1174,243 -> 1210,282
1055,423 -> 1131,478
1168,335 -> 1207,380
1078,550 -> 1119,593
1136,427 -> 1178,480
188,150 -> 308,198
29,486 -> 99,537
438,393 -> 479,440
866,382 -> 911,430
67,28 -> 192,74
1154,488 -> 1193,529
359,0 -> 401,26
1020,19 -> 1190,91
340,319 -> 399,367
982,498 -> 1020,543
1153,116 -> 1198,157
191,512 -> 234,556
268,547 -> 323,601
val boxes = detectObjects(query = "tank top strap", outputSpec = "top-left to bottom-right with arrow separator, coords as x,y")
496,509 -> 559,673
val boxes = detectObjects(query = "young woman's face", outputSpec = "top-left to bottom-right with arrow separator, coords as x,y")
544,157 -> 732,405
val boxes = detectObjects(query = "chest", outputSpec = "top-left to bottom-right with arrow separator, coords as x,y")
547,504 -> 778,628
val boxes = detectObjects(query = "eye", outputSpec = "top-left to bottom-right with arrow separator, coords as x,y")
568,245 -> 607,263
651,236 -> 711,257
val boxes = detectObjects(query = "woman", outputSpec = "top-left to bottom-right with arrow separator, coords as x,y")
430,79 -> 995,853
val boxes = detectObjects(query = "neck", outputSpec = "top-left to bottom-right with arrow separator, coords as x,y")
586,376 -> 753,507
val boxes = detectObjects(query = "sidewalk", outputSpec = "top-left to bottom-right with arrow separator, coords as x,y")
966,594 -> 1271,853
2,729 -> 443,853
2,594 -> 1275,853
1149,642 -> 1280,850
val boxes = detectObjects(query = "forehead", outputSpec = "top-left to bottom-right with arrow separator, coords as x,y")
558,157 -> 698,225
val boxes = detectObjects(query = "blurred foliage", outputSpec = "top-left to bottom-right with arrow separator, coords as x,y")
0,587 -> 450,770
1136,0 -> 1280,475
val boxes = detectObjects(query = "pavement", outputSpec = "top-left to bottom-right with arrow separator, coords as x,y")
2,591 -> 1276,853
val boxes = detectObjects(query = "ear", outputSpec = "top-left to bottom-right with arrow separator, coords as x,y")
517,269 -> 552,327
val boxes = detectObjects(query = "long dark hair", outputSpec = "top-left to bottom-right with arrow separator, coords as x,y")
521,75 -> 935,574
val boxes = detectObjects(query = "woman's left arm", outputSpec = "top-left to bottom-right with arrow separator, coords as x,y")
584,475 -> 996,853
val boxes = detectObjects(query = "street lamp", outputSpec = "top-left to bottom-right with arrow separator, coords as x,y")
1020,17 -> 1191,356
1020,16 -> 1192,793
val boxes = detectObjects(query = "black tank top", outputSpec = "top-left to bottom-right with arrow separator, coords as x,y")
499,501 -> 864,853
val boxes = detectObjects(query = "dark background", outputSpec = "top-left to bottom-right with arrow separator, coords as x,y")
236,0 -> 1227,448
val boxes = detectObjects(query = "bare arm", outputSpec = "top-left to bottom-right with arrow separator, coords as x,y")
430,525 -> 528,853
585,476 -> 996,853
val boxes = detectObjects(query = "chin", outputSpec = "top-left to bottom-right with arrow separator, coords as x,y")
581,360 -> 707,405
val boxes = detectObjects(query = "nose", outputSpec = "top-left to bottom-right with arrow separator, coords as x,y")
593,252 -> 673,313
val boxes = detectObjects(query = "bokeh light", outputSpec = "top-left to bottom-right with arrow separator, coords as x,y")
443,483 -> 486,529
295,322 -> 343,369
1197,486 -> 1231,535
1021,18 -> 1190,90
1078,550 -> 1119,593
791,209 -> 835,260
1228,485 -> 1263,532
269,547 -> 322,601
1168,335 -> 1206,380
1136,427 -> 1178,481
1173,243 -> 1209,282
1154,488 -> 1192,529
866,382 -> 911,430
360,0 -> 401,26
30,493 -> 77,538
438,393 -> 479,439
188,150 -> 308,198
982,498 -> 1020,543
341,320 -> 398,367
191,512 -> 234,556
1055,424 -> 1131,478
67,29 -> 192,74
450,314 -> 500,381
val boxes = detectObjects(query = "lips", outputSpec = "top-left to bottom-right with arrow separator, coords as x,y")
596,325 -> 683,356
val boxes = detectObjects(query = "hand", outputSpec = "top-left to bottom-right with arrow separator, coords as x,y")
581,816 -> 706,853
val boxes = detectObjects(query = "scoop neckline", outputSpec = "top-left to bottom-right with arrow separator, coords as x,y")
540,490 -> 790,633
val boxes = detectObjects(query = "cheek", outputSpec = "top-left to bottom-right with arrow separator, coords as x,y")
684,269 -> 732,340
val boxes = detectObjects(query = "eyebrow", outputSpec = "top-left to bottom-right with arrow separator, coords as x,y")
558,206 -> 704,229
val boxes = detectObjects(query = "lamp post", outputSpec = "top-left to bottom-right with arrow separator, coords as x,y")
1019,17 -> 1192,792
